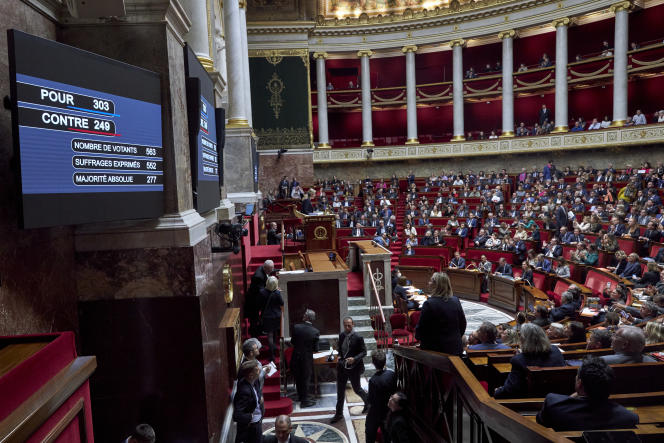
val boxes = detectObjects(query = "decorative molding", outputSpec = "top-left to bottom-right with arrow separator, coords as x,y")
312,51 -> 329,59
313,124 -> 664,164
357,49 -> 375,57
238,0 -> 247,9
401,45 -> 418,53
248,48 -> 309,57
449,38 -> 467,48
610,0 -> 634,12
551,16 -> 571,27
498,29 -> 516,39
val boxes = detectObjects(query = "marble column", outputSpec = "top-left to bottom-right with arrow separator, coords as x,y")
552,17 -> 570,133
238,0 -> 253,127
402,45 -> 419,144
313,52 -> 330,148
224,0 -> 248,127
499,30 -> 516,137
611,1 -> 631,126
450,39 -> 466,141
182,0 -> 214,71
358,50 -> 375,147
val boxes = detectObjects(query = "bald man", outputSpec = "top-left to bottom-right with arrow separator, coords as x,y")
262,415 -> 307,443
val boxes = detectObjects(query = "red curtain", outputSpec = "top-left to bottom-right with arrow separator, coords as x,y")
630,4 -> 664,45
464,41 -> 502,73
514,93 -> 555,127
372,55 -> 406,88
513,31 -> 555,68
373,109 -> 407,143
628,76 -> 664,119
416,51 -> 452,84
464,100 -> 502,134
568,85 -> 613,123
417,105 -> 454,142
328,110 -> 362,146
326,58 -> 360,90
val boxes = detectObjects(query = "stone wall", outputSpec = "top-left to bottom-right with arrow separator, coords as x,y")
313,144 -> 664,181
258,150 -> 315,195
0,1 -> 80,336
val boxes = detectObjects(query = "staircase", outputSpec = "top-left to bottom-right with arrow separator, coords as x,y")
256,339 -> 294,417
347,295 -> 393,378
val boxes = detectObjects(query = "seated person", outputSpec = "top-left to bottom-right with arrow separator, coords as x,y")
536,357 -> 638,431
467,322 -> 511,350
550,292 -> 577,322
547,322 -> 565,340
564,321 -> 586,343
473,228 -> 489,247
600,326 -> 656,364
634,261 -> 660,288
494,324 -> 565,398
542,238 -> 563,258
621,301 -> 659,325
404,244 -> 415,256
587,328 -> 613,350
618,253 -> 642,280
494,257 -> 513,277
534,254 -> 552,273
532,305 -> 551,327
393,276 -> 418,311
449,251 -> 466,269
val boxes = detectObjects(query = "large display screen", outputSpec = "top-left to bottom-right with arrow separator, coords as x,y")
184,45 -> 221,214
8,30 -> 164,229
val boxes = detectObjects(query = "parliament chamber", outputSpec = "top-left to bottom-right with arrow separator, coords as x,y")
2,0 -> 664,442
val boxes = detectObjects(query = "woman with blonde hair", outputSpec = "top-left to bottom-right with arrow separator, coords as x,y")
259,276 -> 284,362
644,321 -> 664,344
415,272 -> 467,355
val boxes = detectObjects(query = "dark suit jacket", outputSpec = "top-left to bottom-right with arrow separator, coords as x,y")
338,331 -> 367,373
494,347 -> 566,398
415,296 -> 466,355
450,257 -> 466,268
367,369 -> 397,421
550,302 -> 576,321
386,411 -> 412,443
291,322 -> 320,362
521,269 -> 534,286
258,288 -> 284,320
233,378 -> 264,425
262,433 -> 308,443
536,393 -> 638,431
620,262 -> 642,279
538,109 -> 551,126
496,264 -> 513,276
301,198 -> 314,215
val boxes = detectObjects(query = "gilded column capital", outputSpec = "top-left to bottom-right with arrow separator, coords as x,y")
313,52 -> 329,59
401,45 -> 418,53
610,1 -> 633,12
551,17 -> 570,28
498,29 -> 516,40
448,39 -> 466,48
238,0 -> 246,9
357,50 -> 374,58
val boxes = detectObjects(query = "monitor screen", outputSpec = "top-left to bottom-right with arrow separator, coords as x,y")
8,30 -> 164,229
184,45 -> 221,214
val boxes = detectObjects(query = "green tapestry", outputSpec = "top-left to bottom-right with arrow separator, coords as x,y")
249,49 -> 312,150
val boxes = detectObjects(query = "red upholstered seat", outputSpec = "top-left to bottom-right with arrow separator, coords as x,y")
533,273 -> 546,290
546,280 -> 570,306
390,313 -> 413,345
399,255 -> 444,271
617,237 -> 636,255
513,268 -> 523,278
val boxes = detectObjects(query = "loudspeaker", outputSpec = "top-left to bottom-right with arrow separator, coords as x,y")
65,0 -> 126,18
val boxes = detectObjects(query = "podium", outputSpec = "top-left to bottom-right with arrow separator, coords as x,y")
488,275 -> 524,312
292,209 -> 337,251
278,251 -> 350,337
445,268 -> 484,301
348,240 -> 393,307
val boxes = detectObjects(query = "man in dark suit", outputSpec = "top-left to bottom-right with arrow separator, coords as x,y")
619,253 -> 642,279
301,194 -> 314,215
536,357 -> 638,431
543,238 -> 563,258
555,204 -> 569,231
263,415 -> 307,443
233,360 -> 264,443
494,258 -> 513,277
247,260 -> 274,336
365,350 -> 397,443
550,292 -> 576,321
449,251 -> 466,269
331,317 -> 368,423
538,104 -> 551,126
290,310 -> 320,407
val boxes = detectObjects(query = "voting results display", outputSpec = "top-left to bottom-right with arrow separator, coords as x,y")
8,30 -> 164,229
184,45 -> 221,214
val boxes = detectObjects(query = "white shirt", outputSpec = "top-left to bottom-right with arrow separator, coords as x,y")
588,122 -> 601,130
600,120 -> 611,128
633,113 -> 647,125
658,114 -> 664,123
250,384 -> 262,423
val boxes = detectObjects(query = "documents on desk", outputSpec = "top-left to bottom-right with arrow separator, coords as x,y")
313,350 -> 338,360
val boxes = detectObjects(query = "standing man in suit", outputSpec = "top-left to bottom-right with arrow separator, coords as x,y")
331,317 -> 368,423
365,350 -> 397,443
536,357 -> 638,431
233,360 -> 264,443
290,310 -> 320,408
538,104 -> 551,126
555,204 -> 569,232
263,415 -> 307,443
247,260 -> 274,337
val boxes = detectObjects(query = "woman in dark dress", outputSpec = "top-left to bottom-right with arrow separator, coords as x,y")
415,272 -> 467,355
493,323 -> 565,398
259,276 -> 284,362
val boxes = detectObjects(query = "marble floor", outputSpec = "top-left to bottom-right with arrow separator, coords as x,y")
260,299 -> 515,443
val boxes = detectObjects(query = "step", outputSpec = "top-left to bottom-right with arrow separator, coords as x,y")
348,297 -> 368,307
263,384 -> 282,401
264,397 -> 293,417
348,304 -> 394,318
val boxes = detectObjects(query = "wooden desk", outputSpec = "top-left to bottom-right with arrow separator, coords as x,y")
313,354 -> 338,396
279,252 -> 350,337
488,275 -> 524,312
445,268 -> 483,301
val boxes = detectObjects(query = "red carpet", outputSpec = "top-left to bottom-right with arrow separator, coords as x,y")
347,271 -> 364,297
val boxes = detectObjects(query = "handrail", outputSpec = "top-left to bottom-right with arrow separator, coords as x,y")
392,346 -> 572,442
366,263 -> 386,325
